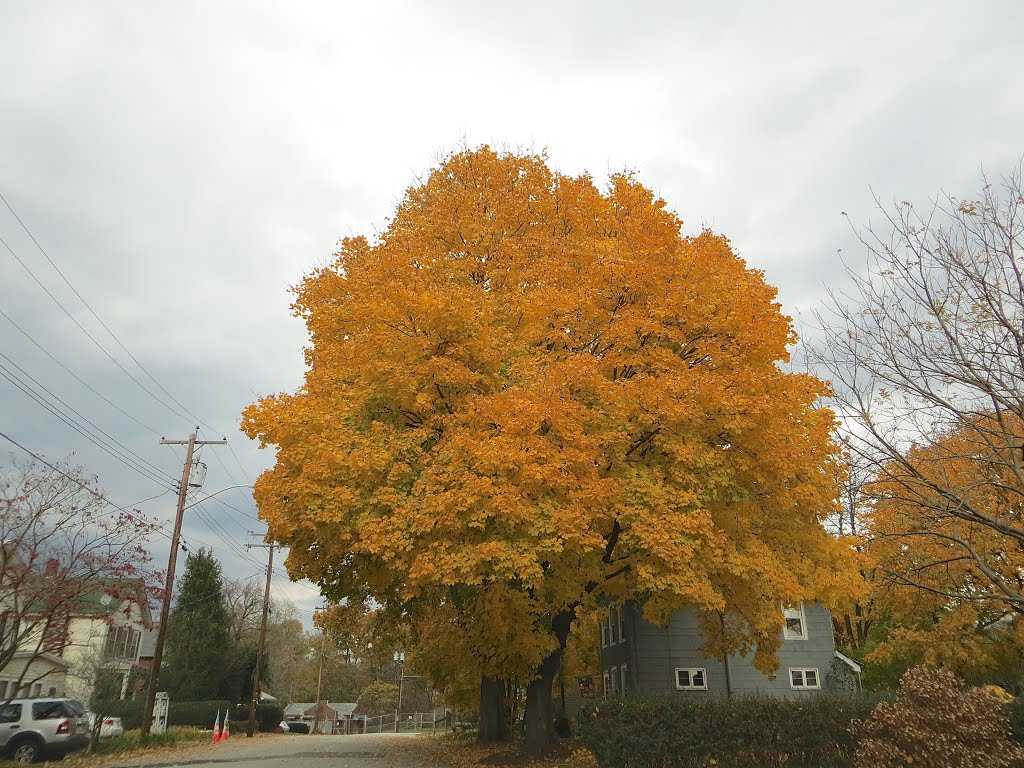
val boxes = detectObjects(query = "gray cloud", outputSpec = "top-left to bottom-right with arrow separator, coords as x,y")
2,0 -> 1021,624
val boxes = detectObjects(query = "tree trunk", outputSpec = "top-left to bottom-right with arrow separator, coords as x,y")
523,652 -> 559,749
522,611 -> 574,751
477,675 -> 509,743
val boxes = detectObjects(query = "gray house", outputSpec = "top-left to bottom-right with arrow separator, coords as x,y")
600,602 -> 860,697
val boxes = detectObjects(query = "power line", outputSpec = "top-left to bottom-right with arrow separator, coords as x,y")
0,360 -> 176,489
0,428 -> 174,541
0,304 -> 161,436
0,192 -> 223,436
206,493 -> 262,525
0,350 -> 179,486
0,233 -> 199,426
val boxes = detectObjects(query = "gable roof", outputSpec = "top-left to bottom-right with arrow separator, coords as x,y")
283,701 -> 359,719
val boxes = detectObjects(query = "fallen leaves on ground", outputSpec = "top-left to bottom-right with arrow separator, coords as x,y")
399,734 -> 599,768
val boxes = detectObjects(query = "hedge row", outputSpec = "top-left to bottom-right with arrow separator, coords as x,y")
90,700 -> 284,733
576,693 -> 886,768
91,699 -> 145,731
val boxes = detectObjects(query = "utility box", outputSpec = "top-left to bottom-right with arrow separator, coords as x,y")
188,460 -> 207,488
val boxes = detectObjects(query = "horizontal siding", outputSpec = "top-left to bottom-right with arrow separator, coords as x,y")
624,602 -> 838,698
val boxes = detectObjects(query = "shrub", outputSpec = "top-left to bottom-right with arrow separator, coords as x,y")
231,702 -> 284,733
1008,694 -> 1024,746
168,700 -> 232,729
90,699 -> 145,730
289,721 -> 310,734
161,700 -> 281,733
853,666 -> 1024,768
577,692 -> 883,768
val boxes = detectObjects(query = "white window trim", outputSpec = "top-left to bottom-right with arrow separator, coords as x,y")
609,665 -> 619,694
619,663 -> 628,693
789,667 -> 820,690
602,669 -> 611,696
782,602 -> 808,640
675,667 -> 707,691
600,616 -> 608,648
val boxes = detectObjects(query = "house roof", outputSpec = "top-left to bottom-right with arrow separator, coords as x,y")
834,650 -> 863,674
11,651 -> 70,670
72,579 -> 153,625
283,702 -> 358,719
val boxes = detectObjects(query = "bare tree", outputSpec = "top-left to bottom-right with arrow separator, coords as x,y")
0,458 -> 158,704
810,166 -> 1024,625
223,577 -> 264,642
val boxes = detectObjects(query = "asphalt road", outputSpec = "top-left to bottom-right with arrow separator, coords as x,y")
105,734 -> 444,768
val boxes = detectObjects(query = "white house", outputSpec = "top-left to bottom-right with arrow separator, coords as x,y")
60,580 -> 153,703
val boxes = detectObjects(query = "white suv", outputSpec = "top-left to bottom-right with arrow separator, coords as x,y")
0,698 -> 90,763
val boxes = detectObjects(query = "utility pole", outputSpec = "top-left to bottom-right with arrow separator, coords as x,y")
245,534 -> 275,737
142,431 -> 226,736
312,604 -> 328,735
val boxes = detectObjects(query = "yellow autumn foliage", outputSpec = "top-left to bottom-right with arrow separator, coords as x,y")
242,146 -> 857,677
865,416 -> 1024,674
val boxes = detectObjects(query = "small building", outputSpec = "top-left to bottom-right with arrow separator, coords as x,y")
284,700 -> 362,734
600,602 -> 857,697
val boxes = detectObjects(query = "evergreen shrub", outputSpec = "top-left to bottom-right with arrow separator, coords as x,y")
168,700 -> 232,728
1009,695 -> 1024,745
577,692 -> 883,768
90,699 -> 145,730
230,702 -> 285,733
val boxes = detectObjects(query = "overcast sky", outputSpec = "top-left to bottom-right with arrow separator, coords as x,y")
2,0 -> 1021,625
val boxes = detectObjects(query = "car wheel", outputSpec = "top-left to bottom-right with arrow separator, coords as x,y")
10,737 -> 43,763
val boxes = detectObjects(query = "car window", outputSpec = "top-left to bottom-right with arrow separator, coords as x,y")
64,700 -> 86,717
0,704 -> 21,724
32,701 -> 66,720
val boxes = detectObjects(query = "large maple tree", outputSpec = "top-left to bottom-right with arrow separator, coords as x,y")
243,147 -> 853,745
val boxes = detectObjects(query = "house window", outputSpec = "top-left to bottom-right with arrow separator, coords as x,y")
617,605 -> 625,644
619,664 -> 628,693
600,616 -> 609,648
789,668 -> 820,690
609,666 -> 619,694
0,680 -> 8,699
675,668 -> 707,691
608,607 -> 619,645
104,626 -> 142,660
602,670 -> 611,696
782,603 -> 807,640
30,683 -> 41,698
47,687 -> 57,697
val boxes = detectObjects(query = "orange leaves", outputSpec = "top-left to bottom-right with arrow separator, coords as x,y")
242,145 -> 854,680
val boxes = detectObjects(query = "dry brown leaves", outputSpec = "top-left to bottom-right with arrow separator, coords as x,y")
400,734 -> 599,768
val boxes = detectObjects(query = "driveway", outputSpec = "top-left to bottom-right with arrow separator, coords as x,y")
104,733 -> 443,768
